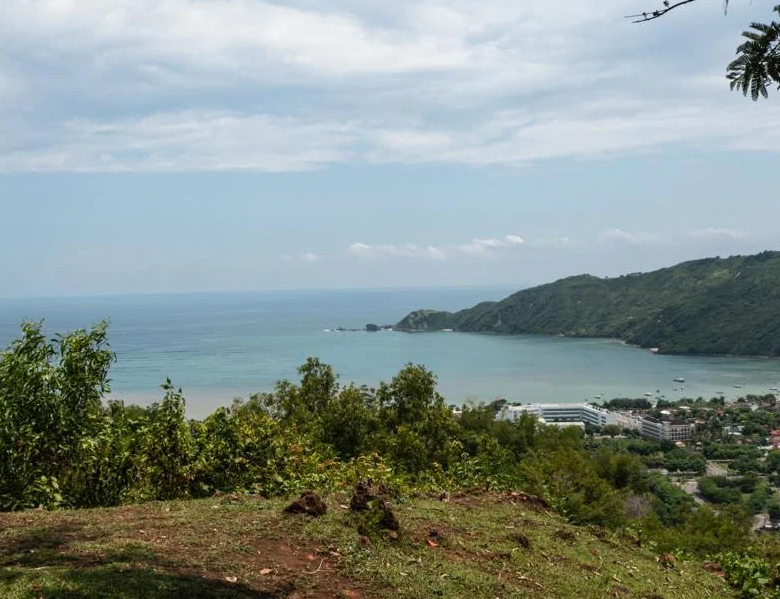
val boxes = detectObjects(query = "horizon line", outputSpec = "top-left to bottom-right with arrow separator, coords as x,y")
0,282 -> 526,302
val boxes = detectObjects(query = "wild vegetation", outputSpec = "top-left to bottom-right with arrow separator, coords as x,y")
2,322 -> 780,596
396,251 -> 780,356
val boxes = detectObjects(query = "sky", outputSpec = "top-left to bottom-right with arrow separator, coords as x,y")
1,0 -> 779,297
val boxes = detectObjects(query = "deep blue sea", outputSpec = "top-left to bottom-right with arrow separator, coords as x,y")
2,287 -> 780,418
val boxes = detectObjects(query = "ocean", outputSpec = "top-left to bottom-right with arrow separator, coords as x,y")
1,287 -> 779,418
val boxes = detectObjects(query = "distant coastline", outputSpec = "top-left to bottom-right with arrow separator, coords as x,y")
4,287 -> 779,420
393,329 -> 780,361
396,250 -> 780,358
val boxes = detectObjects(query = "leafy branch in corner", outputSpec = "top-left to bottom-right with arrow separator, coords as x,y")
626,1 -> 780,100
626,0 -> 712,24
727,5 -> 780,100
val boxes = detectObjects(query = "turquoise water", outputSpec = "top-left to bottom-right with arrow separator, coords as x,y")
2,288 -> 780,418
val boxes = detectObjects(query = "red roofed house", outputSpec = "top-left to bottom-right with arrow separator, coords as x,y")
771,429 -> 780,448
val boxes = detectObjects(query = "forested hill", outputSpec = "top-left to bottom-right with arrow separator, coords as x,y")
396,251 -> 780,356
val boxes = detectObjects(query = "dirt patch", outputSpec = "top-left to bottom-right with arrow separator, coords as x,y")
505,491 -> 550,512
579,562 -> 600,573
1,501 -> 373,599
407,521 -> 458,549
508,532 -> 531,550
554,529 -> 576,543
284,492 -> 327,517
657,553 -> 676,571
611,584 -> 633,598
701,562 -> 726,578
449,490 -> 550,512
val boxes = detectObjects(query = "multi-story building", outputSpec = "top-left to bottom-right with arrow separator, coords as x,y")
639,417 -> 665,440
638,417 -> 695,441
497,403 -> 694,442
664,422 -> 695,442
497,403 -> 618,427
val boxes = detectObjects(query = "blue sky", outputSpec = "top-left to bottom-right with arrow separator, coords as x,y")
0,0 -> 778,297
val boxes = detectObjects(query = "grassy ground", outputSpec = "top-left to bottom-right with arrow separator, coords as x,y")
0,491 -> 733,599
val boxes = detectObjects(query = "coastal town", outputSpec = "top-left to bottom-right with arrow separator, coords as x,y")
479,392 -> 780,531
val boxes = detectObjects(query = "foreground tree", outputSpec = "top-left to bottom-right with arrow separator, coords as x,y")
629,2 -> 780,99
0,322 -> 114,509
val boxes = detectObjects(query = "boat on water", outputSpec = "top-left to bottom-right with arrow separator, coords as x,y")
734,384 -> 743,389
644,392 -> 653,397
770,387 -> 779,392
673,377 -> 685,383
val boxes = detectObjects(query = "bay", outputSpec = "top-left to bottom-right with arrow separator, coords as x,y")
1,287 -> 779,419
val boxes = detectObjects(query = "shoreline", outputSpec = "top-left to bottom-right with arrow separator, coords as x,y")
396,328 -> 780,361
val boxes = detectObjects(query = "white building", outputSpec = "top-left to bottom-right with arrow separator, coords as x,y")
497,403 -> 618,427
638,417 -> 695,442
497,403 -> 693,441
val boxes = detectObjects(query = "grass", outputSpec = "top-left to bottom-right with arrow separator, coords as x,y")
0,491 -> 733,599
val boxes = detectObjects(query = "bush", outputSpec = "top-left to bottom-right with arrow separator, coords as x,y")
0,321 -> 113,509
719,552 -> 779,599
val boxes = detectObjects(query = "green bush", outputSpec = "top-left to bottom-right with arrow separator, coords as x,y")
0,321 -> 113,509
718,551 -> 779,599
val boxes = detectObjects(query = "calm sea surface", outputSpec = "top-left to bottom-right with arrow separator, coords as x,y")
1,288 -> 780,418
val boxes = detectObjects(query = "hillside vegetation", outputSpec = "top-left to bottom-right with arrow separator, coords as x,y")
2,321 -> 779,596
0,492 -> 732,599
396,251 -> 780,356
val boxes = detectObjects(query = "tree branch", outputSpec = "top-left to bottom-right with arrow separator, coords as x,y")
625,0 -> 703,23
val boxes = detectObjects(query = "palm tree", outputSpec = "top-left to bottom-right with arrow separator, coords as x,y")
727,6 -> 780,100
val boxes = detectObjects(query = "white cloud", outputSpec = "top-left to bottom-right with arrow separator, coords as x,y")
0,0 -> 779,172
301,252 -> 324,263
366,104 -> 780,167
346,243 -> 371,257
0,0 -> 472,76
347,242 -> 446,260
347,234 -> 523,260
598,228 -> 662,244
528,236 -> 577,249
4,100 -> 780,173
455,235 -> 524,255
690,227 -> 745,239
0,111 -> 358,172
